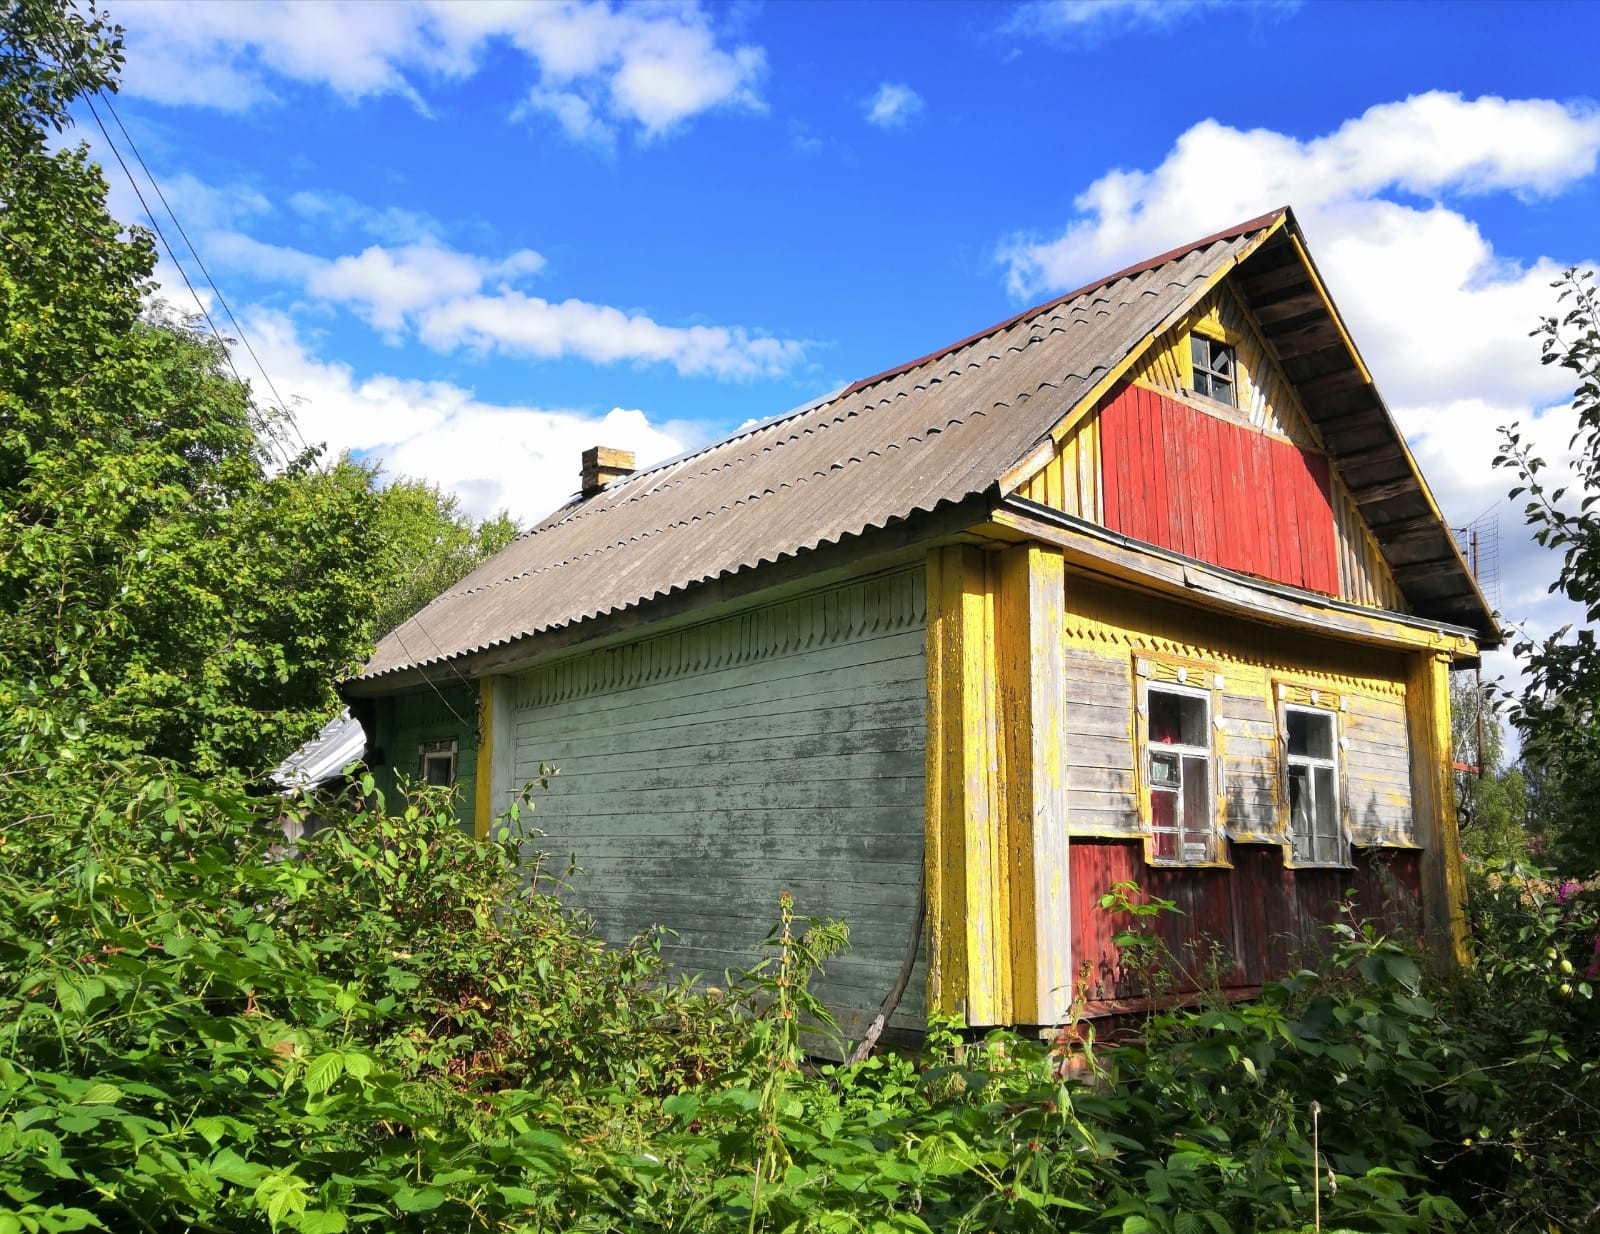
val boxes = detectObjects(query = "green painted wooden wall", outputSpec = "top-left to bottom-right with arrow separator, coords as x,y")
495,566 -> 929,1043
371,683 -> 479,836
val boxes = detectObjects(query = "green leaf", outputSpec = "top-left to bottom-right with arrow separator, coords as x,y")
393,1186 -> 445,1213
303,1052 -> 345,1096
77,1084 -> 121,1106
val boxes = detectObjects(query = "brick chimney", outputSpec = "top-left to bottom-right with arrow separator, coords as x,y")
581,445 -> 635,497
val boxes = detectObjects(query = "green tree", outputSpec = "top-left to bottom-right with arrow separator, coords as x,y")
1451,674 -> 1529,864
0,1 -> 388,774
366,472 -> 519,638
1496,267 -> 1600,872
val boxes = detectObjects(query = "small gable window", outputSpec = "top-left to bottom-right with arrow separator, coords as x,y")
1143,683 -> 1217,865
419,738 -> 457,787
1284,707 -> 1344,866
1190,335 -> 1237,408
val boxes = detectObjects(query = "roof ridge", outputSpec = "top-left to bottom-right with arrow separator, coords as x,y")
838,207 -> 1290,403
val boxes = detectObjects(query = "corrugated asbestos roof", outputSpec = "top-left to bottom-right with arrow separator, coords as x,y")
359,221 -> 1269,681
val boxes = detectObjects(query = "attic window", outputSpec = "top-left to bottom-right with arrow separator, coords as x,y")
419,739 -> 457,787
1190,335 -> 1237,408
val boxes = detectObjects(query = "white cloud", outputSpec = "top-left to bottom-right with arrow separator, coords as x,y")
1004,0 -> 1297,41
864,83 -> 923,130
307,245 -> 546,333
996,89 -> 1600,687
202,230 -> 806,378
417,291 -> 807,378
240,310 -> 699,523
285,191 -> 440,244
1008,0 -> 1228,34
115,0 -> 766,142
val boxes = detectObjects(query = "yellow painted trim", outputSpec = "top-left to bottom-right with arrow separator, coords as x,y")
996,543 -> 1072,1023
474,677 -> 494,839
1047,218 -> 1288,448
1406,652 -> 1470,964
982,506 -> 1480,660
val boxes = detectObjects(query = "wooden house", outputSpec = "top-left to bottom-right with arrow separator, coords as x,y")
345,208 -> 1496,1036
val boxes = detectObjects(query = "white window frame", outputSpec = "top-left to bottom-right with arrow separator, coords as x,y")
1139,678 -> 1220,866
1282,703 -> 1347,867
418,738 -> 457,788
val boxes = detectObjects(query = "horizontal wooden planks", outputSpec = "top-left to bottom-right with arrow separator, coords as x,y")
508,574 -> 930,1038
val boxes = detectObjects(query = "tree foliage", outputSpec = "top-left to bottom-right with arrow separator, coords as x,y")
1451,676 -> 1529,865
0,2 -> 517,776
365,474 -> 519,639
1496,268 -> 1600,871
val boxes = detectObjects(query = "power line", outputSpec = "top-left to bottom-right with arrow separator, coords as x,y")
94,88 -> 314,465
73,78 -> 486,739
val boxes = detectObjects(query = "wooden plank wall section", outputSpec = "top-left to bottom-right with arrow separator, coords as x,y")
501,567 -> 930,1043
1059,577 -> 1414,848
1017,413 -> 1102,521
1119,280 -> 1408,613
372,684 -> 479,836
1100,382 -> 1342,596
1069,839 -> 1423,1012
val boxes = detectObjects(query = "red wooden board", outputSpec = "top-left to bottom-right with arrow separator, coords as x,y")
1066,838 -> 1423,1014
1098,386 -> 1339,595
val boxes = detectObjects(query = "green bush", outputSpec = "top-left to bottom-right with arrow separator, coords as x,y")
5,747 -> 1599,1233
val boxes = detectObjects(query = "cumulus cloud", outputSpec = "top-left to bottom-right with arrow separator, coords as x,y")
416,292 -> 806,378
996,89 -> 1600,679
114,0 -> 766,143
203,229 -> 806,378
241,310 -> 701,523
864,83 -> 923,129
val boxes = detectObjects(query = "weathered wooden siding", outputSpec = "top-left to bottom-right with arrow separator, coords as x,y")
1127,282 -> 1320,445
1334,477 -> 1409,611
1069,839 -> 1423,1011
370,684 -> 479,835
1100,382 -> 1342,596
1017,412 -> 1102,521
1117,280 -> 1406,611
499,567 -> 929,1041
1059,577 -> 1415,849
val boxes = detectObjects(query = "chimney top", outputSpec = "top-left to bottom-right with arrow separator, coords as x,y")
581,446 -> 636,497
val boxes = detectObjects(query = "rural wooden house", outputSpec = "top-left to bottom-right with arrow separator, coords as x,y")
345,208 -> 1496,1037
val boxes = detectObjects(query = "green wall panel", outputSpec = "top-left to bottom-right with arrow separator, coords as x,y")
500,567 -> 929,1043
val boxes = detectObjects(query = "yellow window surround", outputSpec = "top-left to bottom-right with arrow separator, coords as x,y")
1272,675 -> 1354,870
1133,653 -> 1232,869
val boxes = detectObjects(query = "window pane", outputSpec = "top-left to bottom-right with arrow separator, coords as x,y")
1211,374 -> 1235,408
1287,710 -> 1335,760
1212,347 -> 1233,379
1288,764 -> 1310,834
1152,823 -> 1177,861
1150,750 -> 1180,787
423,754 -> 453,786
1191,334 -> 1208,369
1152,786 -> 1178,829
1182,754 -> 1211,861
1314,766 -> 1339,843
1151,688 -> 1208,747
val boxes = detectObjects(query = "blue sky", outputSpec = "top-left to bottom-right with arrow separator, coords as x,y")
81,0 -> 1599,675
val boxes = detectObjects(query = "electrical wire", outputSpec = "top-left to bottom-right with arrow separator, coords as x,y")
95,87 -> 314,464
73,78 -> 484,736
